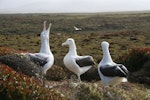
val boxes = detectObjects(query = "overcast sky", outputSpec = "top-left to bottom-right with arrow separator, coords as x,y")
0,0 -> 150,13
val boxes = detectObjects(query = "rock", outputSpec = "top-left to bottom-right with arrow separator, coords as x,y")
0,54 -> 42,77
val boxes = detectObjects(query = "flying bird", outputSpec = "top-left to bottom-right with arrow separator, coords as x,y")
62,38 -> 95,83
74,26 -> 82,31
98,41 -> 128,86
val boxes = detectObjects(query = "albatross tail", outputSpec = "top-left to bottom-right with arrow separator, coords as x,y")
122,78 -> 128,82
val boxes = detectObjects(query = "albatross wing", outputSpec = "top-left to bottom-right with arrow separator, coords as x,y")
75,56 -> 95,67
100,64 -> 128,77
28,54 -> 48,66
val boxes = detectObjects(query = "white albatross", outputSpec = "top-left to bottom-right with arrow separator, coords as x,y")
25,21 -> 54,76
40,21 -> 52,54
74,26 -> 82,31
62,38 -> 95,82
98,41 -> 128,86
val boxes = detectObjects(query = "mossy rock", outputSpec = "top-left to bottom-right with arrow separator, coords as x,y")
0,54 -> 42,77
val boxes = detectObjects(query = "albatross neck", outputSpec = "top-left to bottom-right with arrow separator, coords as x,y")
40,38 -> 52,54
68,43 -> 77,56
102,46 -> 113,63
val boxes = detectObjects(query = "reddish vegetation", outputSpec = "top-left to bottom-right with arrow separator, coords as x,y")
0,47 -> 67,99
0,47 -> 27,56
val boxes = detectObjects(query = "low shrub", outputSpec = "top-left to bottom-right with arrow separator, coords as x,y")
0,64 -> 67,100
117,48 -> 150,85
77,83 -> 103,100
117,48 -> 150,72
76,83 -> 129,100
46,65 -> 67,81
143,60 -> 150,72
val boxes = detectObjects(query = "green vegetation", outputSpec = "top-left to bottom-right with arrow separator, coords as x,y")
0,12 -> 150,99
76,82 -> 150,100
118,48 -> 150,72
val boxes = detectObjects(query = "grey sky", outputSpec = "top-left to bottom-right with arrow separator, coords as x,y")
0,0 -> 150,13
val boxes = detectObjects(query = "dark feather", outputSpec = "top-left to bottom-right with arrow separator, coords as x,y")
29,55 -> 47,66
100,64 -> 128,77
119,64 -> 128,76
76,56 -> 95,67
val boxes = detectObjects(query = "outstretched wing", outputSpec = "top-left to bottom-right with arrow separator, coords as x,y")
75,56 -> 95,67
100,64 -> 128,77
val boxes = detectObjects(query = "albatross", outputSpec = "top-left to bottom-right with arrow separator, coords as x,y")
74,26 -> 82,31
62,38 -> 95,82
25,21 -> 54,78
40,21 -> 52,54
98,41 -> 128,86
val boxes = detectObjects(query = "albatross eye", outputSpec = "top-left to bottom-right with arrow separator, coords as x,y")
68,40 -> 71,42
67,38 -> 74,43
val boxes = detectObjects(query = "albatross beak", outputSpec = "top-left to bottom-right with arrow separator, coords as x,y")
62,42 -> 67,46
62,40 -> 69,46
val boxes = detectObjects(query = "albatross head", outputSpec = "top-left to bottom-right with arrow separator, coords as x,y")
62,38 -> 75,46
62,38 -> 77,55
101,41 -> 109,50
41,21 -> 52,40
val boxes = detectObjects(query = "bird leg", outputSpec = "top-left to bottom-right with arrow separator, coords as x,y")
42,75 -> 46,87
68,75 -> 78,87
38,73 -> 46,87
77,75 -> 81,85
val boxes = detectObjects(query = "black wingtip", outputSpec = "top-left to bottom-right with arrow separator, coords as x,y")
100,64 -> 128,77
118,64 -> 129,77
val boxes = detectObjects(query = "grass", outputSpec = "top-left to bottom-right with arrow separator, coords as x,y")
0,12 -> 150,99
0,31 -> 149,65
